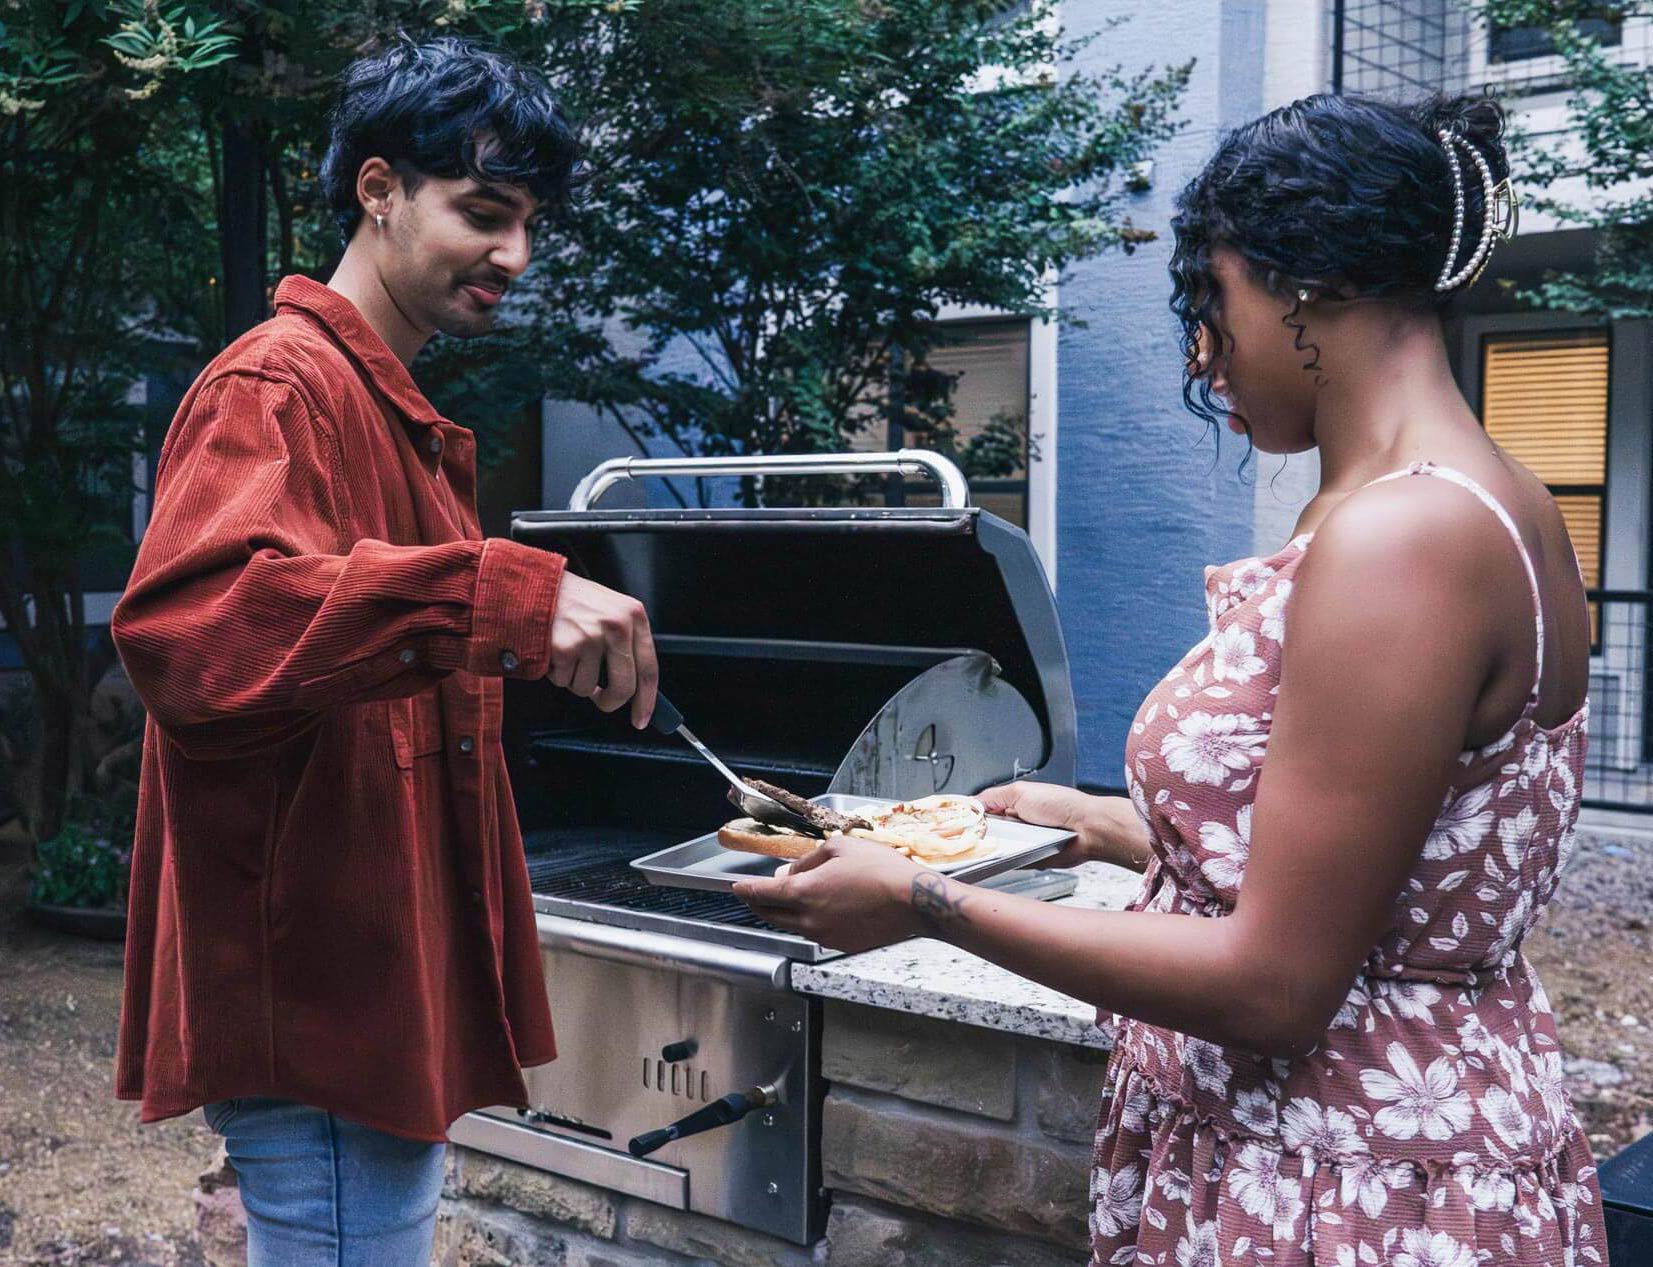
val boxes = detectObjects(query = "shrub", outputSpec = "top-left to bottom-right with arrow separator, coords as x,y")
29,795 -> 134,911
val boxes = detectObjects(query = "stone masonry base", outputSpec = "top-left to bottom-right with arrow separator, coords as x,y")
192,1000 -> 1111,1265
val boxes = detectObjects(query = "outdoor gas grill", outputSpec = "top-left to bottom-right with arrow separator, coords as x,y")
447,451 -> 1078,1245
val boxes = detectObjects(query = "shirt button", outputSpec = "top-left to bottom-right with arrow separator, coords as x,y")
429,434 -> 443,455
499,649 -> 520,672
458,735 -> 475,754
398,648 -> 416,665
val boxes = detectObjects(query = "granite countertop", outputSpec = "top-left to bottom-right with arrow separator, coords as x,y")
790,861 -> 1145,1050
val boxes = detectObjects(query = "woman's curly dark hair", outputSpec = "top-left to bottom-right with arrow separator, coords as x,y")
1169,92 -> 1509,438
320,34 -> 580,248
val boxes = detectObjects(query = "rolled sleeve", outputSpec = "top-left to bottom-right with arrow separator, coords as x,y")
464,538 -> 565,679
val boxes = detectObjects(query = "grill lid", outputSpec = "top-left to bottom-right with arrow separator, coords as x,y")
509,504 -> 1076,786
828,651 -> 1043,799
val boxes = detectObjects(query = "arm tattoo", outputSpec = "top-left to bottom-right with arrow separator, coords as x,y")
910,872 -> 969,936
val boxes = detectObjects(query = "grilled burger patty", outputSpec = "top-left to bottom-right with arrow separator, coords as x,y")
729,779 -> 873,836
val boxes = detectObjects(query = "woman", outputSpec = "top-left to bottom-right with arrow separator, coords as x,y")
735,93 -> 1606,1265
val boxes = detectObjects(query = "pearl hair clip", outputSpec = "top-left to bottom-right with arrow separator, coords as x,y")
1434,128 -> 1519,293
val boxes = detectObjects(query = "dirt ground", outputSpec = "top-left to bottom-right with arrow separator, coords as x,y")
0,834 -> 209,1267
0,826 -> 1649,1266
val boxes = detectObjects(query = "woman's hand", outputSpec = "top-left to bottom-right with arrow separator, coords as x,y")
979,782 -> 1152,872
733,837 -> 937,953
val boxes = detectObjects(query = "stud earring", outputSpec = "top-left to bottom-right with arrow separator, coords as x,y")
1297,288 -> 1311,303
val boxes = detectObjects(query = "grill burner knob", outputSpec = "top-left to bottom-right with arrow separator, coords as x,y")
661,1039 -> 698,1063
628,1083 -> 777,1159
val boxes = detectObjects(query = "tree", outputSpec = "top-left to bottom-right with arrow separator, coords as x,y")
1475,1 -> 1653,318
0,1 -> 238,842
522,0 -> 1188,503
0,0 -> 586,843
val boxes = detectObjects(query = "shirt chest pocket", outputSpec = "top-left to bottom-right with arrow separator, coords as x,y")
391,690 -> 446,767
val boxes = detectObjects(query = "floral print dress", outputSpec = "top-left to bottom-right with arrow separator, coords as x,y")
1092,464 -> 1606,1266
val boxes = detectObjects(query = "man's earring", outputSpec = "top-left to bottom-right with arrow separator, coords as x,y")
375,213 -> 385,230
1297,288 -> 1311,303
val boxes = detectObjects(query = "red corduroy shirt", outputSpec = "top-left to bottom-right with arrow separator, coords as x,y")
110,275 -> 563,1142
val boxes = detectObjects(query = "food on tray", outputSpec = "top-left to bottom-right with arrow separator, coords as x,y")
846,794 -> 990,862
716,781 -> 996,866
735,779 -> 874,835
717,817 -> 829,859
716,780 -> 873,858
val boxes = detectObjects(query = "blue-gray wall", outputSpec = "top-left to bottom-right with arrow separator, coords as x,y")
1056,0 -> 1264,787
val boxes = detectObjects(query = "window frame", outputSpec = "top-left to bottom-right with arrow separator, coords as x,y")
1488,10 -> 1622,65
890,292 -> 1059,587
1468,7 -> 1651,97
1459,311 -> 1641,586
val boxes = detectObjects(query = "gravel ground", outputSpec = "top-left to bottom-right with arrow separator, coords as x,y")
1523,823 -> 1653,1155
0,822 -> 1648,1264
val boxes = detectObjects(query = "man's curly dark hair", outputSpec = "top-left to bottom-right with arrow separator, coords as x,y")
320,34 -> 580,248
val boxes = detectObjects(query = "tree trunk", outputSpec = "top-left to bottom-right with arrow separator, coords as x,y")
267,134 -> 295,280
29,674 -> 86,845
219,118 -> 269,344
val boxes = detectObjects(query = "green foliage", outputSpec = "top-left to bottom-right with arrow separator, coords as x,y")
1,0 -> 248,840
29,803 -> 135,911
1475,1 -> 1653,318
0,0 -> 618,842
521,0 -> 1187,502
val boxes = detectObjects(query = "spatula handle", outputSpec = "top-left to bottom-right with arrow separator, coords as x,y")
649,691 -> 684,736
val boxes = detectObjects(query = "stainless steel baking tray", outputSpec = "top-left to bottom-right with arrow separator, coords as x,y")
632,793 -> 1075,893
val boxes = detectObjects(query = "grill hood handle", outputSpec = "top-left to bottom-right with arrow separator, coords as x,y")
569,450 -> 970,511
628,1084 -> 778,1158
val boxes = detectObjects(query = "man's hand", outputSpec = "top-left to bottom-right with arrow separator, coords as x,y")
548,572 -> 659,729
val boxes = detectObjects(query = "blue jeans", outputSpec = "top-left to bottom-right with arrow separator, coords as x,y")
203,1097 -> 447,1266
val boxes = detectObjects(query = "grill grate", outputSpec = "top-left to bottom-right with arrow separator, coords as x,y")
523,830 -> 775,928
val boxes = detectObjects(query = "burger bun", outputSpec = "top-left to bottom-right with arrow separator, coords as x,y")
717,818 -> 823,860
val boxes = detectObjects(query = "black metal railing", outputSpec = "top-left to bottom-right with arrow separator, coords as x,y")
1580,589 -> 1653,812
1330,0 -> 1651,100
1332,0 -> 1472,97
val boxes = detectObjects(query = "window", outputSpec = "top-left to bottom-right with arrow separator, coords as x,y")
1330,0 -> 1472,97
854,318 -> 1033,527
1489,11 -> 1621,63
1479,329 -> 1610,626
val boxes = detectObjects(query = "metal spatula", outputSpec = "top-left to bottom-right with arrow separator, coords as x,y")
650,693 -> 821,835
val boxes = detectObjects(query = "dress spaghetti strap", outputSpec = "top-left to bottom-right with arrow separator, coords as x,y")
1359,461 -> 1544,717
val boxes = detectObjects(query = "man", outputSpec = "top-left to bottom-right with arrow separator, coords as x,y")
108,36 -> 649,1265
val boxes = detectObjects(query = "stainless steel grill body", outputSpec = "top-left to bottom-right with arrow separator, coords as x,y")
452,463 -> 1077,1246
451,913 -> 817,1242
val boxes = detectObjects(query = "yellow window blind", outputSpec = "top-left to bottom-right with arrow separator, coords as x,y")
1481,330 -> 1609,591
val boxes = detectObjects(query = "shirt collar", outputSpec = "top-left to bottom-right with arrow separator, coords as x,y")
273,275 -> 444,426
